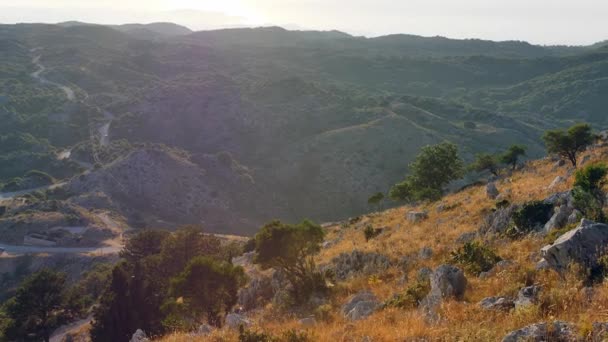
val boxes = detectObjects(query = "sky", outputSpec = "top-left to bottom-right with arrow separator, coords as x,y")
0,0 -> 607,45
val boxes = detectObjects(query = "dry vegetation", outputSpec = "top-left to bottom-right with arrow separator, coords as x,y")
158,146 -> 608,341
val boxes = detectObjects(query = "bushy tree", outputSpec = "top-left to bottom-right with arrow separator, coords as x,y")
254,220 -> 326,302
572,163 -> 608,222
3,270 -> 68,342
390,142 -> 464,202
166,257 -> 245,327
543,123 -> 594,167
500,145 -> 526,170
469,153 -> 500,176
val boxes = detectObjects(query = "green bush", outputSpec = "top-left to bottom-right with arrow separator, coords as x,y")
572,163 -> 607,222
506,201 -> 553,238
384,280 -> 431,309
451,241 -> 502,275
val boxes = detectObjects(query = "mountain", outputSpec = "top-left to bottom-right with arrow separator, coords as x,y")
2,23 -> 608,233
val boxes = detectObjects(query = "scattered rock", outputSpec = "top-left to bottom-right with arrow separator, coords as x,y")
486,182 -> 500,199
480,204 -> 517,235
543,204 -> 573,233
514,285 -> 541,309
567,210 -> 581,225
429,265 -> 467,300
225,313 -> 251,329
479,296 -> 514,311
407,211 -> 428,223
436,203 -> 447,213
129,329 -> 149,342
237,274 -> 275,311
456,232 -> 477,244
328,251 -> 391,280
342,291 -> 379,321
418,247 -> 433,260
541,219 -> 608,271
548,176 -> 565,189
543,191 -> 573,206
502,323 -> 546,342
298,317 -> 316,327
417,267 -> 433,282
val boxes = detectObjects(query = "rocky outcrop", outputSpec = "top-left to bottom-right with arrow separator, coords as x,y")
225,313 -> 251,329
407,211 -> 428,223
514,285 -> 541,309
541,219 -> 608,271
129,329 -> 149,342
548,176 -> 565,189
429,265 -> 467,300
342,291 -> 379,321
479,296 -> 514,311
418,247 -> 433,260
486,182 -> 499,199
480,205 -> 517,235
327,251 -> 391,280
502,321 -> 577,342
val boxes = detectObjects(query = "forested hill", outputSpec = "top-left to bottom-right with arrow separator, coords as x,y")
1,23 -> 608,233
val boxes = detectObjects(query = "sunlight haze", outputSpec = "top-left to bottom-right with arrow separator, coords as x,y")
1,0 -> 607,44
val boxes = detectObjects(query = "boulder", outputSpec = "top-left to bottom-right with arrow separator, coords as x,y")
543,204 -> 573,233
456,232 -> 477,244
429,265 -> 467,300
225,313 -> 251,329
480,205 -> 517,235
536,259 -> 550,271
407,211 -> 428,223
342,291 -> 379,321
479,296 -> 514,311
328,250 -> 391,280
514,285 -> 541,309
541,219 -> 608,271
129,329 -> 149,342
486,182 -> 500,199
502,323 -> 546,342
567,210 -> 581,225
543,191 -> 573,206
548,176 -> 565,189
237,275 -> 274,311
298,317 -> 317,327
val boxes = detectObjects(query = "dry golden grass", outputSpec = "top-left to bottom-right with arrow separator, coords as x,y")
158,147 -> 608,341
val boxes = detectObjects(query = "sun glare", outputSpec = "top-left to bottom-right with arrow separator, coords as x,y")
167,0 -> 265,24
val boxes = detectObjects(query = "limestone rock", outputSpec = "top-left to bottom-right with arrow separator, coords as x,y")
541,219 -> 608,271
429,265 -> 467,300
342,291 -> 379,321
328,250 -> 391,280
514,285 -> 541,309
418,247 -> 433,260
225,313 -> 251,329
502,323 -> 546,342
299,317 -> 317,327
129,329 -> 149,342
486,182 -> 499,199
479,296 -> 514,311
407,211 -> 428,223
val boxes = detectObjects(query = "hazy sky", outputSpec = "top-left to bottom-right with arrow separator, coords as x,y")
1,0 -> 607,45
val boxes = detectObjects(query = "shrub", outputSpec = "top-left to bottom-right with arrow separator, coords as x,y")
363,225 -> 382,242
314,304 -> 333,322
384,280 -> 431,309
506,201 -> 553,238
239,326 -> 275,342
451,241 -> 502,275
572,163 -> 607,222
469,153 -> 500,176
500,145 -> 526,170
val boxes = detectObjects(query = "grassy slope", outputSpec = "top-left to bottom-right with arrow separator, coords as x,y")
161,146 -> 608,341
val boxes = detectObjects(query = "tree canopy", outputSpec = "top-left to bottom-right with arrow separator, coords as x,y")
469,153 -> 500,176
254,220 -> 326,302
542,123 -> 594,167
500,145 -> 526,170
390,142 -> 464,202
